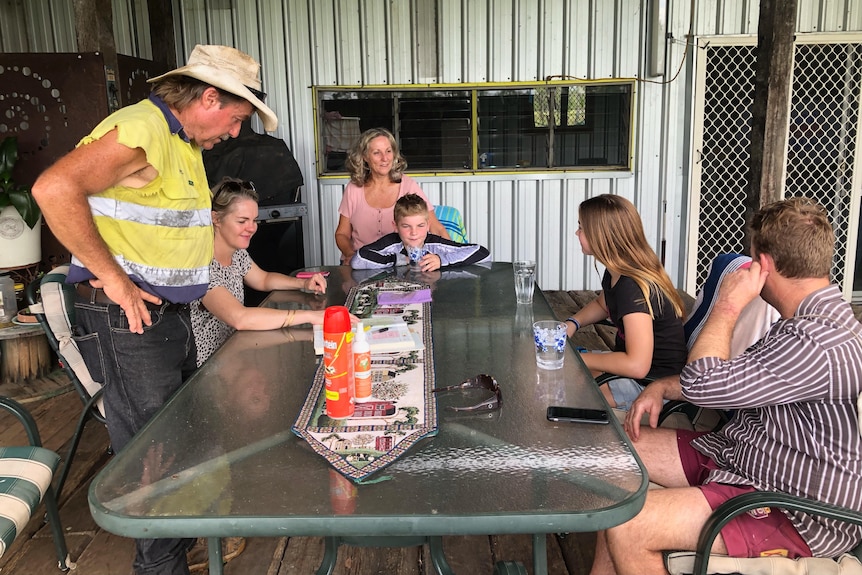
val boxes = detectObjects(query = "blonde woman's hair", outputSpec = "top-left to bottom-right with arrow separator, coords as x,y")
579,194 -> 684,319
211,177 -> 259,221
345,128 -> 407,187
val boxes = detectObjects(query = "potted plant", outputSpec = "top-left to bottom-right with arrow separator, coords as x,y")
0,136 -> 41,268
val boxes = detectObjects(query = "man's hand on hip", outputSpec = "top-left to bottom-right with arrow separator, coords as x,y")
91,277 -> 162,334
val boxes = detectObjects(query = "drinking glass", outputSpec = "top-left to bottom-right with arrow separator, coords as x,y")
513,260 -> 536,304
405,244 -> 427,266
532,320 -> 567,370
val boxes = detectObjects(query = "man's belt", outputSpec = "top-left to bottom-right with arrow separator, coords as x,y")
75,283 -> 188,312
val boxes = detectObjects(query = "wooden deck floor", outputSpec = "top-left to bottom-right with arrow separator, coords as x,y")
0,291 -> 601,575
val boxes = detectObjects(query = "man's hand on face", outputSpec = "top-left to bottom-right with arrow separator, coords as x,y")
714,259 -> 769,317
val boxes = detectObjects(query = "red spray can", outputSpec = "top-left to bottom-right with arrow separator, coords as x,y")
323,306 -> 355,418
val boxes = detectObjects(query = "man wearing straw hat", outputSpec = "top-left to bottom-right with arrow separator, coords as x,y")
32,45 -> 277,574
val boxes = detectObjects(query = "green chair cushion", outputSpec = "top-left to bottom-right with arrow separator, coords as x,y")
0,446 -> 61,559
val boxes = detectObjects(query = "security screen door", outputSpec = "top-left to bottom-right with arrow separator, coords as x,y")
689,34 -> 862,302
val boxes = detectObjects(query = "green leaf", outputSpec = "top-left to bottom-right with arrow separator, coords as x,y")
8,188 -> 40,228
0,137 -> 18,178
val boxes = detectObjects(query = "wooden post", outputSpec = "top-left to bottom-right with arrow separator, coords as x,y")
73,0 -> 122,107
148,0 -> 178,69
746,0 -> 798,247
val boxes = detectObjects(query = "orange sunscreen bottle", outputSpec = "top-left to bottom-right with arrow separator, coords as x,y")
353,322 -> 372,402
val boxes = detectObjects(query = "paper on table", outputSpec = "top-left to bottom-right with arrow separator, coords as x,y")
376,289 -> 432,305
312,321 -> 424,355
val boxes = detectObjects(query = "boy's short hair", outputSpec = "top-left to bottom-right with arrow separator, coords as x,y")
394,194 -> 429,223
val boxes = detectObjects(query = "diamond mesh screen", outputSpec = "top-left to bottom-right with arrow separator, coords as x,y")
785,42 -> 862,288
695,40 -> 862,293
695,44 -> 756,288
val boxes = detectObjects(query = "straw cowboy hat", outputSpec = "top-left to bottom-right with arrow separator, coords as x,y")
149,44 -> 278,131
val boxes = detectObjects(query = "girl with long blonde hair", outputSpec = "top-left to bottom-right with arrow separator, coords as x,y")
565,194 -> 687,409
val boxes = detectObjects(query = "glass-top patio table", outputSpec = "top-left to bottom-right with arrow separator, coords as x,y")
89,262 -> 647,575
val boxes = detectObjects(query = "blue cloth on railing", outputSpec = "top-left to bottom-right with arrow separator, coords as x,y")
685,253 -> 752,346
434,205 -> 468,244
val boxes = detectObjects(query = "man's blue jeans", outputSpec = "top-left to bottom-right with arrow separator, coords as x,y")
73,293 -> 198,575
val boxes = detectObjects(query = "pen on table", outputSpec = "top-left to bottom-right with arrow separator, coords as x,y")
367,326 -> 389,333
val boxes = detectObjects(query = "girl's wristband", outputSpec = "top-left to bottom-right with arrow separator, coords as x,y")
565,317 -> 580,331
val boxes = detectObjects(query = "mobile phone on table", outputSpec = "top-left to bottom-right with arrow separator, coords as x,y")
546,406 -> 610,424
296,271 -> 330,278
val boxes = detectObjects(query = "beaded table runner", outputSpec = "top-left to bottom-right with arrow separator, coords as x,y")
292,278 -> 436,482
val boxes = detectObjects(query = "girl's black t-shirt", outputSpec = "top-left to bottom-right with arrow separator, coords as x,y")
602,271 -> 687,382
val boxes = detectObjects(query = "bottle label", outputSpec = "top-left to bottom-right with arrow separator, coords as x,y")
354,350 -> 372,401
323,330 -> 354,418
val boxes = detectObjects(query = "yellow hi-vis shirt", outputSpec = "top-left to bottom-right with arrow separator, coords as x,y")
68,99 -> 213,303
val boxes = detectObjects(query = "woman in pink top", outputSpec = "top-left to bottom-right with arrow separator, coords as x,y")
335,128 -> 449,263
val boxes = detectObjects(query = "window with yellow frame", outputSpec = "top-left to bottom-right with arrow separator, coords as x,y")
316,82 -> 632,174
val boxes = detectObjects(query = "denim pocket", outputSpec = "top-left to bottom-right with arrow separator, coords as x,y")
110,306 -> 162,333
71,329 -> 106,385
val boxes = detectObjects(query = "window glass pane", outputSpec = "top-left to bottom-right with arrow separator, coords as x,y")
398,91 -> 471,170
534,87 -> 561,127
320,91 -> 393,172
478,89 -> 544,168
317,82 -> 631,173
566,86 -> 586,126
553,84 -> 631,168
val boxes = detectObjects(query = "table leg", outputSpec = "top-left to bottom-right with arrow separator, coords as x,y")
314,536 -> 456,575
208,537 -> 225,575
428,536 -> 456,575
315,536 -> 340,575
532,533 -> 548,575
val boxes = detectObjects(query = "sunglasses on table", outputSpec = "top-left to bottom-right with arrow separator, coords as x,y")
432,374 -> 501,412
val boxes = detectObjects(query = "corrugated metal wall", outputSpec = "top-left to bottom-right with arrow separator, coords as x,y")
0,0 -> 150,54
3,0 -> 862,291
172,0 -> 654,292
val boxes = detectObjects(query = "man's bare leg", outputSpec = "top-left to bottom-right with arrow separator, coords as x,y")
590,530 -> 615,575
590,427 -> 720,575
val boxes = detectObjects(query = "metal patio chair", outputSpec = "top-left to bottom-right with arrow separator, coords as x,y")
0,396 -> 74,570
665,393 -> 862,574
26,265 -> 106,500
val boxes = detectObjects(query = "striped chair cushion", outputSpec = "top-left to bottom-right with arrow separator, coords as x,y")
0,446 -> 61,559
666,550 -> 862,574
36,264 -> 105,416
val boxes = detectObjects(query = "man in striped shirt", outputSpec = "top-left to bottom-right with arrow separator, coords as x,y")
592,198 -> 862,575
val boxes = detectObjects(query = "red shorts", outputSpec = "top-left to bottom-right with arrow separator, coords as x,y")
676,430 -> 812,559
